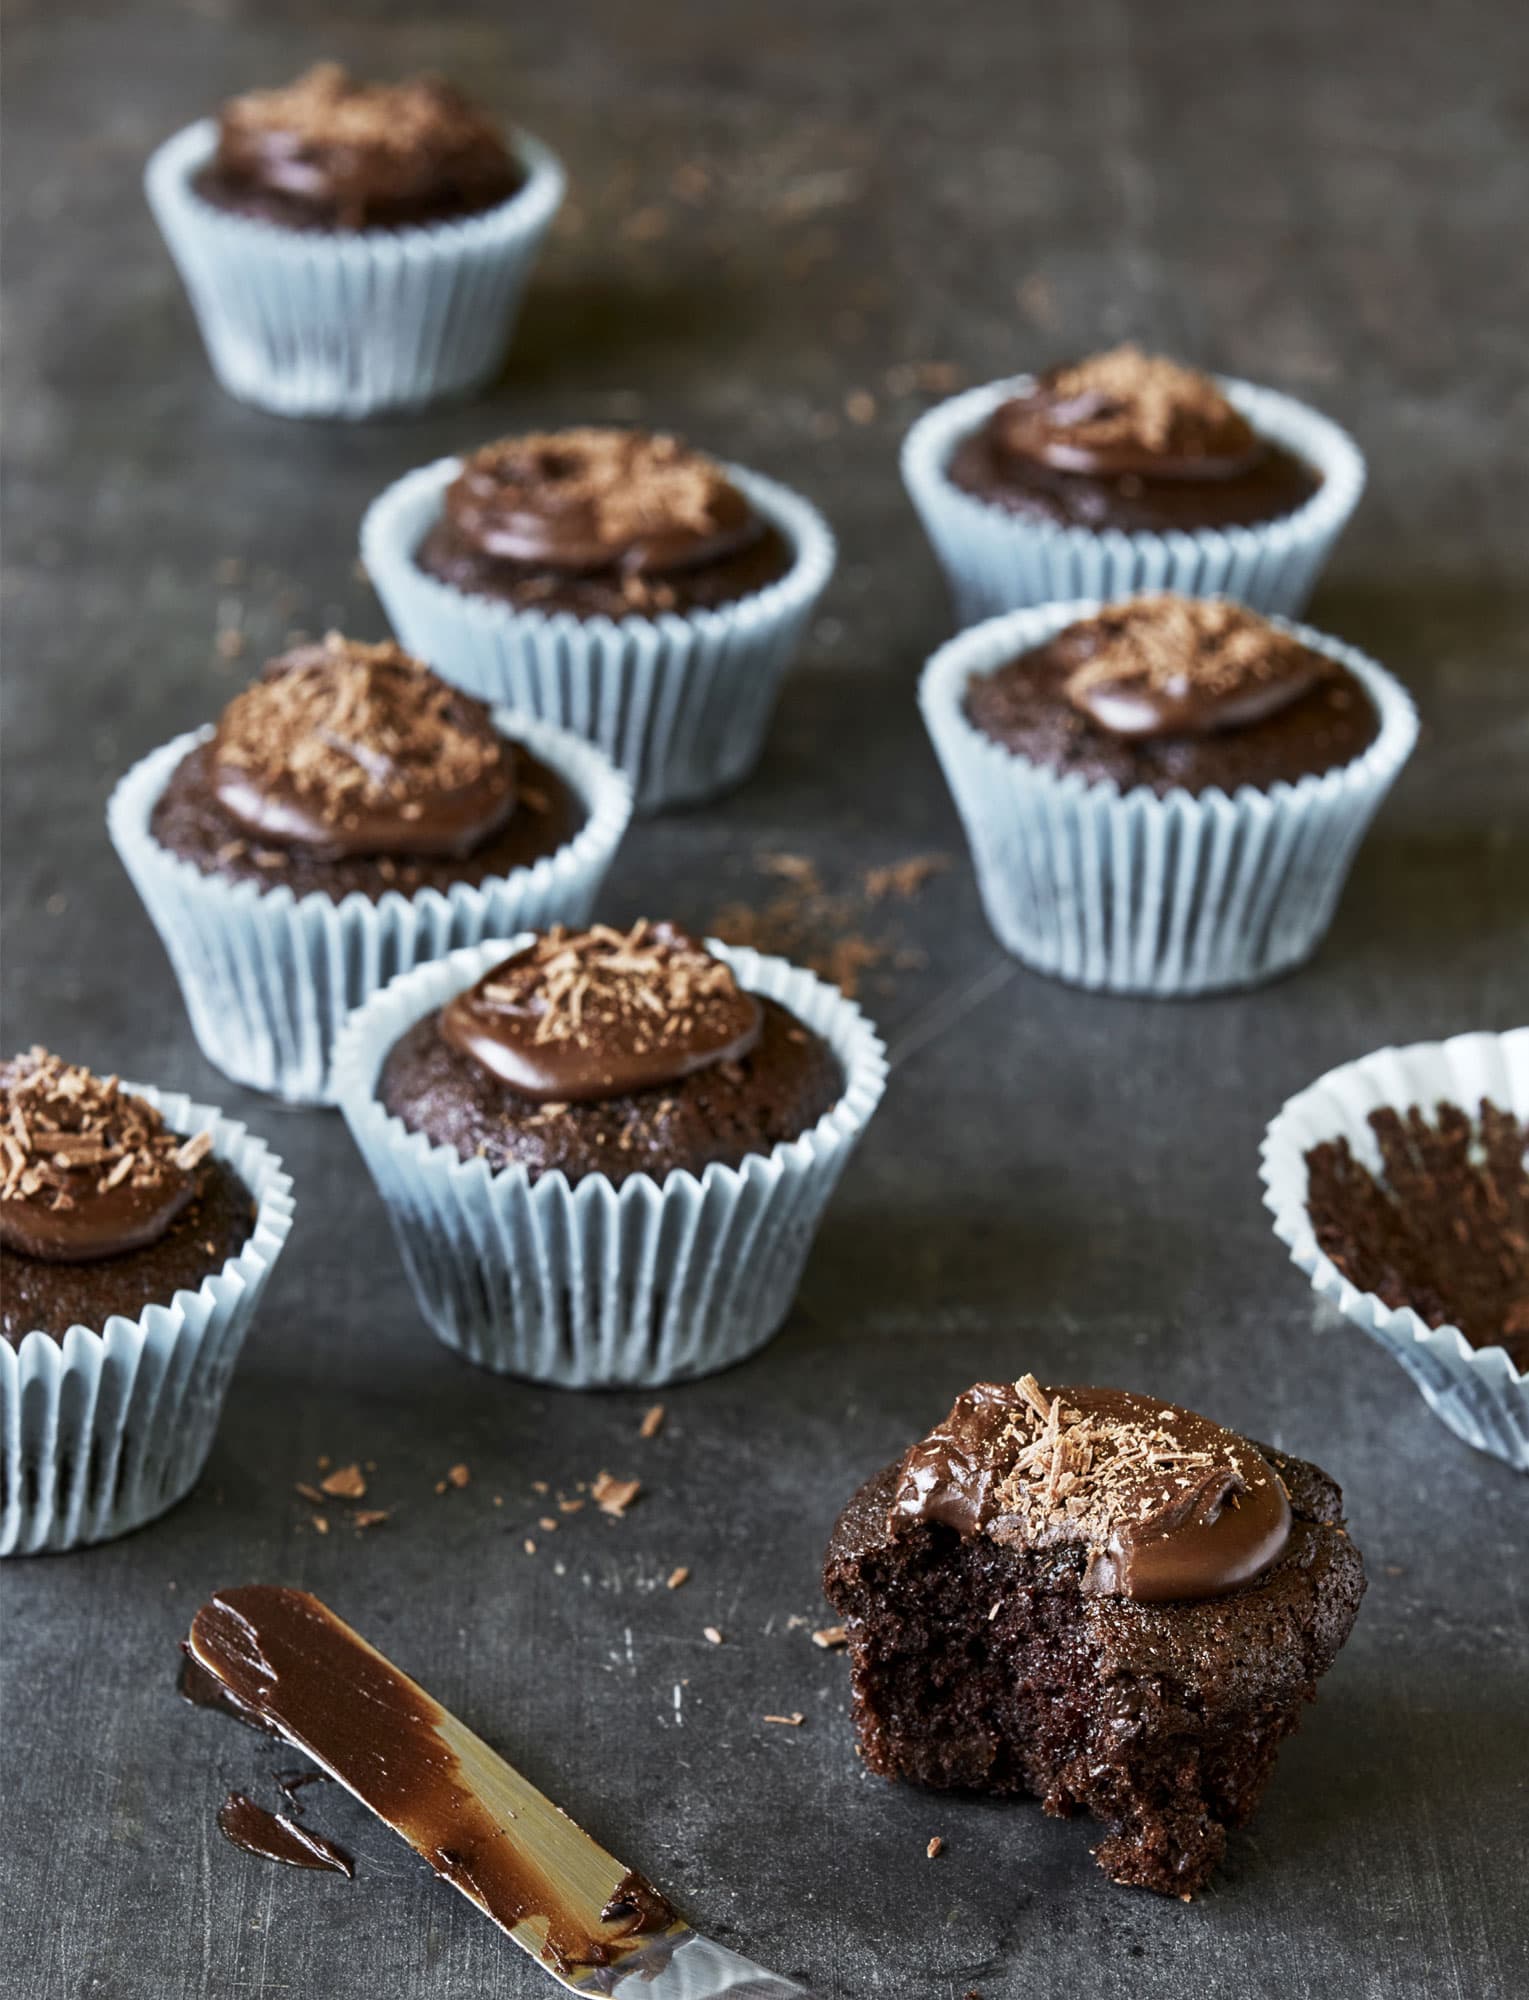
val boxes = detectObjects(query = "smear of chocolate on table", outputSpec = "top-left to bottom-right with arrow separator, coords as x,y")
217,1792 -> 354,1878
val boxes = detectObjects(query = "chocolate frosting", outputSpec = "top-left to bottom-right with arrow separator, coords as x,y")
1061,594 -> 1329,739
217,1792 -> 354,1877
209,65 -> 520,231
890,1377 -> 1292,1603
210,635 -> 516,861
991,345 -> 1265,482
440,922 -> 763,1105
441,429 -> 765,578
188,1587 -> 677,1975
0,1050 -> 206,1263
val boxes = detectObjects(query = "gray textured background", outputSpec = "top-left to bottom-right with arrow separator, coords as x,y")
3,3 -> 1527,1996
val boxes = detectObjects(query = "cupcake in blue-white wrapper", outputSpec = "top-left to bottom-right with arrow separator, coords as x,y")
108,634 -> 632,1107
361,426 -> 836,811
1262,1030 -> 1529,1470
1,1051 -> 294,1555
333,924 -> 887,1388
921,593 -> 1417,996
145,65 -> 564,419
902,345 -> 1365,624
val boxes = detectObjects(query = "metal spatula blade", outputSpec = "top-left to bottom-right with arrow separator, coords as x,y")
187,1586 -> 808,1998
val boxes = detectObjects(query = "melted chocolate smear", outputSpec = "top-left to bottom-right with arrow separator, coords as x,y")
188,1586 -> 678,1974
276,1767 -> 333,1802
218,1792 -> 354,1878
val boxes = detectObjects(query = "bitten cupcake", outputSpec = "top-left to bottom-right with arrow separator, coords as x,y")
1,1049 -> 293,1555
361,426 -> 836,810
333,922 -> 886,1385
1263,1029 -> 1528,1468
145,64 -> 564,418
108,634 -> 631,1105
902,344 -> 1365,621
823,1375 -> 1365,1896
921,593 -> 1417,994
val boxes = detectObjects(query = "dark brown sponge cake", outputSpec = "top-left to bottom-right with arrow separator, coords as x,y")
378,995 -> 843,1188
823,1444 -> 1365,1896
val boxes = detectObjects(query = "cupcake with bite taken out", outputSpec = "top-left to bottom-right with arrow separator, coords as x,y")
902,344 -> 1365,621
333,921 -> 886,1385
824,1374 -> 1365,1895
921,592 -> 1417,995
145,63 -> 564,418
108,633 -> 630,1105
1,1049 -> 292,1555
361,426 -> 836,811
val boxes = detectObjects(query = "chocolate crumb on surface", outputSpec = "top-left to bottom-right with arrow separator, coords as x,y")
1305,1097 -> 1529,1368
592,1472 -> 641,1517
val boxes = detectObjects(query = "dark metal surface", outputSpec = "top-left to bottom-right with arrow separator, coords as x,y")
3,4 -> 1526,1997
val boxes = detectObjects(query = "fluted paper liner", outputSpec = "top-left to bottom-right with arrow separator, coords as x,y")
902,374 -> 1366,623
332,938 -> 887,1387
920,600 -> 1417,996
1261,1030 -> 1528,1470
145,120 -> 564,419
1,1089 -> 294,1555
361,459 -> 836,812
107,711 -> 632,1106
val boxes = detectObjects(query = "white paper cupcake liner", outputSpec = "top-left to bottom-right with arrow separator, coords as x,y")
360,459 -> 837,812
1,1089 -> 294,1555
332,937 -> 887,1387
107,712 -> 632,1106
902,375 -> 1366,625
1261,1030 -> 1529,1469
144,120 -> 565,419
920,601 -> 1418,997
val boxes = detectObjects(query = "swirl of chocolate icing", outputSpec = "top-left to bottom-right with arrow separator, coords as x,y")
210,65 -> 520,231
990,345 -> 1266,482
889,1375 -> 1292,1603
440,922 -> 763,1105
1060,595 -> 1329,739
0,1050 -> 208,1263
209,635 -> 516,861
441,429 -> 766,577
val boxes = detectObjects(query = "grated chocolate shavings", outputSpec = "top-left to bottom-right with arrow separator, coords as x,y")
0,1050 -> 204,1214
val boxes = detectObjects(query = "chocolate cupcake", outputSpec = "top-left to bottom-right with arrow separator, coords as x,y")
1263,1030 -> 1529,1468
1,1051 -> 293,1554
921,594 -> 1417,994
333,924 -> 886,1385
362,427 -> 836,811
145,64 -> 563,417
108,635 -> 631,1105
823,1376 -> 1365,1895
902,345 -> 1365,621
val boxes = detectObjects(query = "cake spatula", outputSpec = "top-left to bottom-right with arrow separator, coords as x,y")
188,1585 -> 807,1998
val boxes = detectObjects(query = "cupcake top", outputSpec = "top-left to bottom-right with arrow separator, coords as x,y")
196,64 -> 522,231
377,922 -> 844,1186
416,428 -> 795,618
148,634 -> 586,901
1305,1098 -> 1529,1369
210,635 -> 516,862
0,1049 -> 207,1263
964,593 -> 1379,796
947,344 -> 1321,533
441,922 -> 763,1103
889,1374 -> 1292,1602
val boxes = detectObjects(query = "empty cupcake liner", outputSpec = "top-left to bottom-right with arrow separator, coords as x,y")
360,458 -> 837,812
332,937 -> 887,1388
920,601 -> 1418,996
1261,1030 -> 1529,1470
901,375 -> 1366,625
1,1089 -> 294,1555
144,120 -> 564,419
107,711 -> 632,1107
